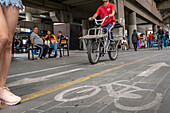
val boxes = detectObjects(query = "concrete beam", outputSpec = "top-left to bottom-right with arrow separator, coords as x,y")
158,0 -> 170,10
124,0 -> 161,26
164,17 -> 170,24
135,0 -> 162,21
163,12 -> 170,20
69,0 -> 100,6
23,0 -> 66,11
137,23 -> 151,26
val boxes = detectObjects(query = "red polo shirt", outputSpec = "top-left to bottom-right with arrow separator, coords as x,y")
149,34 -> 153,41
96,3 -> 117,26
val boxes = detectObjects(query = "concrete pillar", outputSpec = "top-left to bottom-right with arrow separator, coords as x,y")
60,10 -> 64,22
26,12 -> 32,21
69,12 -> 73,23
129,12 -> 137,48
82,20 -> 89,36
153,24 -> 158,34
82,20 -> 89,50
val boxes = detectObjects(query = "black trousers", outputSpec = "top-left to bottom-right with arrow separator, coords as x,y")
133,43 -> 137,51
35,44 -> 49,58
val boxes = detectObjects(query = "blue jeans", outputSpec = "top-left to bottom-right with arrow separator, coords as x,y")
150,41 -> 153,48
164,40 -> 168,47
50,43 -> 58,56
102,23 -> 115,41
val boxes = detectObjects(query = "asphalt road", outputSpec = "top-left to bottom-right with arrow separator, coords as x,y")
0,48 -> 170,113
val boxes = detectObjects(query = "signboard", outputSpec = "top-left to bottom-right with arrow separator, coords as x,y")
20,28 -> 32,33
145,27 -> 149,31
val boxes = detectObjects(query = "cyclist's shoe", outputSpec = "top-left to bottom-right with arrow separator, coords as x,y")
110,40 -> 115,45
0,87 -> 21,105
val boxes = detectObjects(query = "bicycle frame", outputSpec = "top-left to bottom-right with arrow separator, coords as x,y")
87,27 -> 111,54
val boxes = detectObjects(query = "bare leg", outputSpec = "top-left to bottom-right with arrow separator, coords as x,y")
0,5 -> 19,87
0,5 -> 9,87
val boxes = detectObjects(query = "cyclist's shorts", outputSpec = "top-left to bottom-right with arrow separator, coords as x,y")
0,0 -> 23,9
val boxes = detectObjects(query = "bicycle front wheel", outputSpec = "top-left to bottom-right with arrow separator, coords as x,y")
88,40 -> 100,64
108,42 -> 118,60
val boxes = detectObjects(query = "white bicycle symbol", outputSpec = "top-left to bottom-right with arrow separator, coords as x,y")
55,80 -> 162,111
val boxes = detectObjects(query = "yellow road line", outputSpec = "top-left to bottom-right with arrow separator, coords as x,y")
0,53 -> 160,109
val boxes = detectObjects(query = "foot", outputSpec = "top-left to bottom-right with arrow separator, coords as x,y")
56,56 -> 60,58
37,57 -> 42,60
0,87 -> 21,106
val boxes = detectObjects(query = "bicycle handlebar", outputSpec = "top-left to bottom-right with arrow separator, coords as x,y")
92,16 -> 108,25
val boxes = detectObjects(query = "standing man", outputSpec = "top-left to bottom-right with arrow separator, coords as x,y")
30,26 -> 49,59
156,26 -> 165,50
149,32 -> 154,48
89,0 -> 117,42
132,30 -> 139,51
164,31 -> 169,48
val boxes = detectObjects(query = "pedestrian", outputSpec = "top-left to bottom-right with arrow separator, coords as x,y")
132,30 -> 139,51
0,0 -> 23,105
164,31 -> 169,48
149,32 -> 154,48
156,26 -> 165,50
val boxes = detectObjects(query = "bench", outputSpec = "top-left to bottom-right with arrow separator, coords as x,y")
28,44 -> 41,60
28,37 -> 69,60
58,38 -> 69,57
48,38 -> 69,58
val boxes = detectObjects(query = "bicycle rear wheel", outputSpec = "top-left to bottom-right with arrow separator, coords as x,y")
108,42 -> 118,60
88,40 -> 100,64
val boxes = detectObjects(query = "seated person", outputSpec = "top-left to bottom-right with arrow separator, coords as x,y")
44,30 -> 59,58
30,26 -> 49,59
58,31 -> 66,44
15,39 -> 23,52
122,37 -> 128,50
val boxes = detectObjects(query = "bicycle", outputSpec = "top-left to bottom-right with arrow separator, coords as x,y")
80,16 -> 122,64
55,80 -> 162,111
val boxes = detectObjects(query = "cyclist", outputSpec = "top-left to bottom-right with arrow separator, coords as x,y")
156,26 -> 165,50
89,0 -> 117,54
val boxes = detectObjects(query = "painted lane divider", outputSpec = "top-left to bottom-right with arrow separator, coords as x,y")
137,62 -> 169,77
8,64 -> 75,79
7,68 -> 84,87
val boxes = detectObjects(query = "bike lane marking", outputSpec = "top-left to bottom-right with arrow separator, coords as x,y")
97,63 -> 169,112
27,62 -> 147,113
134,71 -> 170,113
7,68 -> 84,87
154,84 -> 170,113
8,64 -> 75,79
0,53 -> 161,109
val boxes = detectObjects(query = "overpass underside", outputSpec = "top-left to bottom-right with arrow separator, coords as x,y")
22,0 -> 164,48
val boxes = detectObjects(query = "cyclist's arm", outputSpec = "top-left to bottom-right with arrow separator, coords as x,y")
109,10 -> 115,18
89,14 -> 98,21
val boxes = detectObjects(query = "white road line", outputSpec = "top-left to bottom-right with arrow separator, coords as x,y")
8,64 -> 75,79
137,62 -> 169,77
7,68 -> 84,87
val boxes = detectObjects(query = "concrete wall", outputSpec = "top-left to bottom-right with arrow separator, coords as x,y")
20,21 -> 53,34
53,23 -> 81,50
